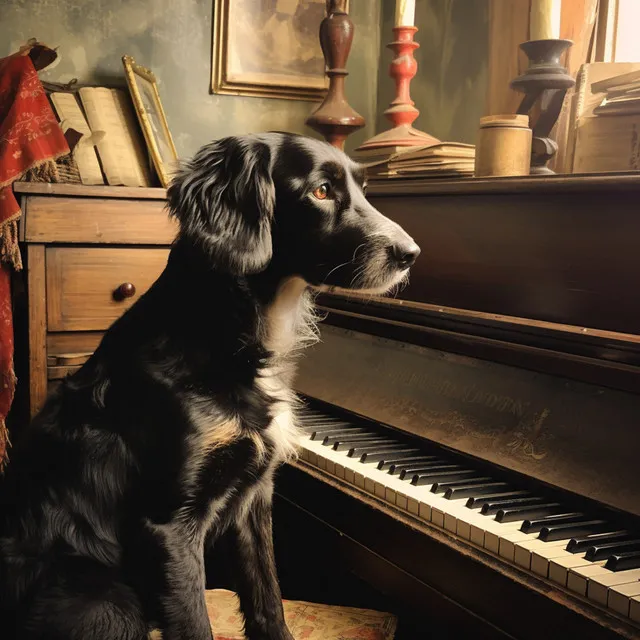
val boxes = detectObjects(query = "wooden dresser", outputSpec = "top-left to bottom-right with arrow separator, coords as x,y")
13,182 -> 175,418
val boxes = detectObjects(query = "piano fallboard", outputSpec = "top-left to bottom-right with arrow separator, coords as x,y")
295,322 -> 640,519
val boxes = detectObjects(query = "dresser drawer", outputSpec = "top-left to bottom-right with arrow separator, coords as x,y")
46,247 -> 169,331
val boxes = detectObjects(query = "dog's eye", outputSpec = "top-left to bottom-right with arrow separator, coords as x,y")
312,183 -> 331,200
362,183 -> 368,195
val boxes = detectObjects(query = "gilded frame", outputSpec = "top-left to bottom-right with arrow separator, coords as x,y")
211,0 -> 331,102
122,55 -> 178,188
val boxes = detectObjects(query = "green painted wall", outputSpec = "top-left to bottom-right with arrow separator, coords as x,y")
1,0 -> 381,157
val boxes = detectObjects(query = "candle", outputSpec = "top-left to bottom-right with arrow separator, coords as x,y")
530,0 -> 562,40
395,0 -> 415,27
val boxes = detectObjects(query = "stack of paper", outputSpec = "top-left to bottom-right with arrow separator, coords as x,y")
363,143 -> 475,180
592,69 -> 640,117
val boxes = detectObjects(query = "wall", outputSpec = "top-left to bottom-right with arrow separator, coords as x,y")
376,0 -> 489,145
1,0 -> 381,158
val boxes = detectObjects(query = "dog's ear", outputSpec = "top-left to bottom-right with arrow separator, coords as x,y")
167,136 -> 275,275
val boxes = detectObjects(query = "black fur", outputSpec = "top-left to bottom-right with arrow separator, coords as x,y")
0,133 -> 419,640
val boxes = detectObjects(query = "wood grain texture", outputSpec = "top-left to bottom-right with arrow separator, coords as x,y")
368,181 -> 640,335
47,365 -> 81,380
47,332 -> 104,356
46,248 -> 169,331
366,172 -> 640,196
486,0 -> 530,116
26,245 -> 47,417
13,181 -> 166,200
24,197 -> 177,244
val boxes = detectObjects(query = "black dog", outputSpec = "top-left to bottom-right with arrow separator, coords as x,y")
0,133 -> 419,640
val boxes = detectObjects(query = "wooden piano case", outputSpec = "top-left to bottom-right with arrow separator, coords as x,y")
273,174 -> 640,640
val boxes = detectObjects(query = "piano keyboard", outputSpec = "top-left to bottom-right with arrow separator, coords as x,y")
296,406 -> 640,624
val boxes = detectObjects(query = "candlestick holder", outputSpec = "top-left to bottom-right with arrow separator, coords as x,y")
306,0 -> 364,150
355,25 -> 439,154
510,39 -> 575,174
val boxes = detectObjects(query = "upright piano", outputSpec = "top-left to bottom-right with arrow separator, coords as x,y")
272,175 -> 640,639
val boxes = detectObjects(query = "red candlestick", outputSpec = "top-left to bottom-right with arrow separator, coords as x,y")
356,26 -> 438,153
385,26 -> 420,127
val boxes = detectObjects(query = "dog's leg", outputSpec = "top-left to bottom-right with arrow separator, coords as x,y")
231,484 -> 293,640
145,521 -> 213,640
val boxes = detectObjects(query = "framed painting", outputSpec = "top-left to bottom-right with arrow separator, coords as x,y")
122,55 -> 178,188
212,0 -> 333,101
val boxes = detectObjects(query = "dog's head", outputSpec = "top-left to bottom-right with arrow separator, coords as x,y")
167,133 -> 419,293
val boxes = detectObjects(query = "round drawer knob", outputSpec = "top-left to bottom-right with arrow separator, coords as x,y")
113,282 -> 136,301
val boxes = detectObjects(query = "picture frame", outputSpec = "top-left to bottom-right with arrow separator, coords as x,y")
211,0 -> 334,102
122,55 -> 178,188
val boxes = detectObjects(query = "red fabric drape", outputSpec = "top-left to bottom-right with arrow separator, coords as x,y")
0,53 -> 69,467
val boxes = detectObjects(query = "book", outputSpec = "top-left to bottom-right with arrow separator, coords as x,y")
573,114 -> 640,173
567,62 -> 640,172
50,92 -> 104,185
352,144 -> 421,159
594,96 -> 640,117
365,141 -> 475,181
591,69 -> 640,95
78,87 -> 152,187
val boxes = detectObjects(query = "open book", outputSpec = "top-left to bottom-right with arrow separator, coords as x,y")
78,87 -> 152,187
50,92 -> 104,185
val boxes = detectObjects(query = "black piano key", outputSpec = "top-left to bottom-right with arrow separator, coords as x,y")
360,448 -> 421,463
399,464 -> 461,481
585,539 -> 640,561
314,426 -> 368,438
387,458 -> 443,474
566,530 -> 631,554
605,550 -> 640,571
447,482 -> 512,501
496,502 -> 562,523
539,519 -> 608,542
480,496 -> 544,516
411,469 -> 477,486
378,454 -> 437,471
321,429 -> 372,444
308,423 -> 356,435
521,512 -> 584,534
466,490 -> 531,509
347,441 -> 402,457
333,437 -> 389,452
430,477 -> 493,494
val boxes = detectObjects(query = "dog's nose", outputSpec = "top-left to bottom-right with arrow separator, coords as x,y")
391,242 -> 421,269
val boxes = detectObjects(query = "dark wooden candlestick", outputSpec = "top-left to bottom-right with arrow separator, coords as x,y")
510,39 -> 575,174
356,25 -> 439,154
306,0 -> 364,150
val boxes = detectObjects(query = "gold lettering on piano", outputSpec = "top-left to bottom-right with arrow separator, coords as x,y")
507,409 -> 552,461
395,371 -> 530,419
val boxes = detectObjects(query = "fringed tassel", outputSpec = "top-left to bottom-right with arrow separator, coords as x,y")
0,219 -> 22,271
0,417 -> 10,472
24,158 -> 60,184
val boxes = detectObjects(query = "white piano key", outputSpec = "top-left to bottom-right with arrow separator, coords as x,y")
608,581 -> 640,617
567,564 -> 611,597
498,530 -> 539,562
513,538 -> 567,570
531,544 -> 574,578
549,555 -> 604,587
588,568 -> 640,606
484,521 -> 526,555
630,596 -> 640,623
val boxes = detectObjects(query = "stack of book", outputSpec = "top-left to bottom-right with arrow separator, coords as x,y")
569,62 -> 640,174
356,143 -> 475,181
592,70 -> 640,117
